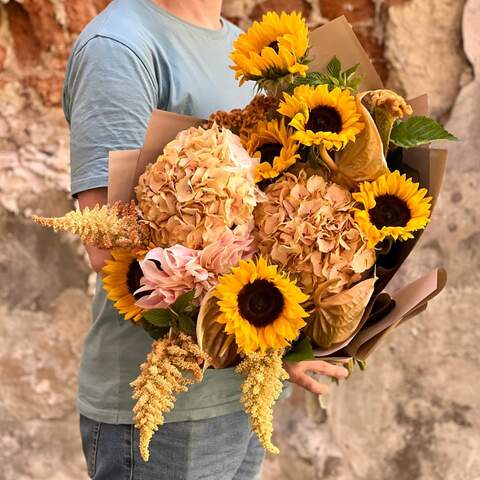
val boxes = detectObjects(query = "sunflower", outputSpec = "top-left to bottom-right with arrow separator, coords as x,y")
246,119 -> 301,182
353,170 -> 432,248
278,84 -> 364,150
230,11 -> 309,89
102,249 -> 149,322
213,257 -> 309,354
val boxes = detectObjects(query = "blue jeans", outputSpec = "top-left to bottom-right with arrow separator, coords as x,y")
79,412 -> 265,479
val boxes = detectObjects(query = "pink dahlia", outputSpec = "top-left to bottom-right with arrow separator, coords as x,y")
135,226 -> 255,309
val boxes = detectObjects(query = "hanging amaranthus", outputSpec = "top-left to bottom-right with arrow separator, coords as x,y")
32,201 -> 150,249
131,333 -> 205,461
235,349 -> 289,454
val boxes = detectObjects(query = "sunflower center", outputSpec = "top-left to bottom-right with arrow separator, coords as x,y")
267,40 -> 280,53
126,260 -> 149,300
306,106 -> 343,133
369,194 -> 411,228
258,142 -> 282,165
237,279 -> 285,327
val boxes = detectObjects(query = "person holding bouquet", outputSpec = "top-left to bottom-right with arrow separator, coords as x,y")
64,1 -> 349,478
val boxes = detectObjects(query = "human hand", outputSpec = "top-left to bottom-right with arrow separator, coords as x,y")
283,360 -> 349,395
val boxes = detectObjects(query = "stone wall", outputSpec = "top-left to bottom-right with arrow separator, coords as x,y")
0,1 -> 478,479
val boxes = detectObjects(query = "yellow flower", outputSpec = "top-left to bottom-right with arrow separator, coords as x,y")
353,170 -> 432,248
230,11 -> 309,87
102,249 -> 147,322
246,118 -> 301,182
213,257 -> 308,354
278,84 -> 364,150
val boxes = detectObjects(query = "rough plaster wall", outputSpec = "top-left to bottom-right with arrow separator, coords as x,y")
0,1 -> 478,479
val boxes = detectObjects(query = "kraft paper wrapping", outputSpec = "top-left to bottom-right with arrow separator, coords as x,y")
108,149 -> 141,204
305,32 -> 447,356
374,94 -> 447,292
347,268 -> 447,360
309,16 -> 383,91
309,103 -> 447,356
316,269 -> 447,361
104,16 -> 448,361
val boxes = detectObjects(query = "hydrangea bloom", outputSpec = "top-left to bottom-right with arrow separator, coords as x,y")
135,124 -> 259,249
254,170 -> 375,299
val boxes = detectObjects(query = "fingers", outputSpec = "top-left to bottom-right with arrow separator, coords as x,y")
296,372 -> 329,396
300,360 -> 349,379
283,360 -> 349,396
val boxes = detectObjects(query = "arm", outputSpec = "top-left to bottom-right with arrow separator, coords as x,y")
65,37 -> 157,270
284,359 -> 349,395
77,187 -> 111,273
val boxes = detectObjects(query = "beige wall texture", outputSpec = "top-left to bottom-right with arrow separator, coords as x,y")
0,0 -> 479,479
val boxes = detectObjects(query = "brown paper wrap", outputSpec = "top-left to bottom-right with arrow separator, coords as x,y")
315,268 -> 446,361
346,268 -> 447,360
309,16 -> 383,91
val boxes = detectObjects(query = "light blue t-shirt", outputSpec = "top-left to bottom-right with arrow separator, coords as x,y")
63,0 -> 257,424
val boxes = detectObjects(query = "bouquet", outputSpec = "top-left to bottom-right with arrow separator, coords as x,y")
33,12 -> 456,461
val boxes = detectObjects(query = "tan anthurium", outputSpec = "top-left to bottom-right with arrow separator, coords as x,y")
196,289 -> 239,369
332,92 -> 389,189
306,277 -> 376,350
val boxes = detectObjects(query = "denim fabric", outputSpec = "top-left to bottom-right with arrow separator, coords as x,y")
80,411 -> 265,480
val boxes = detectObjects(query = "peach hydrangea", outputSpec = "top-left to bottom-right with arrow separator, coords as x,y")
254,170 -> 375,300
135,124 -> 260,249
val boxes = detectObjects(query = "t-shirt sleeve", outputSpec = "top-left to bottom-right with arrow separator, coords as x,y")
64,36 -> 158,197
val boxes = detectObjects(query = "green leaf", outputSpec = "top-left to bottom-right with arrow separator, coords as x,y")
390,116 -> 458,148
344,63 -> 360,78
344,64 -> 362,92
356,358 -> 367,371
140,318 -> 169,340
326,56 -> 342,78
284,337 -> 315,362
143,309 -> 172,327
171,290 -> 195,313
288,72 -> 322,91
289,57 -> 362,94
178,313 -> 196,336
